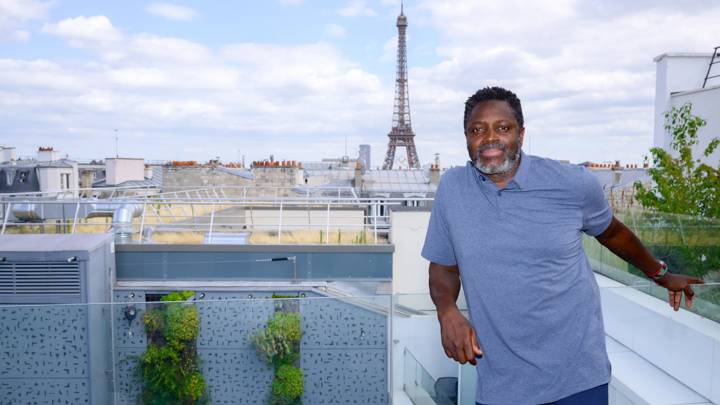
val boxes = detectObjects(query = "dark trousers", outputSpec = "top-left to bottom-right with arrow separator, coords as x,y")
476,383 -> 608,405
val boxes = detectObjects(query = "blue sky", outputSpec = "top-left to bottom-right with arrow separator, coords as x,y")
1,0 -> 719,168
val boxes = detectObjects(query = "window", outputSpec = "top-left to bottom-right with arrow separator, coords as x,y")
60,173 -> 70,190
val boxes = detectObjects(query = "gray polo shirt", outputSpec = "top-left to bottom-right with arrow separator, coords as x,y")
422,152 -> 612,404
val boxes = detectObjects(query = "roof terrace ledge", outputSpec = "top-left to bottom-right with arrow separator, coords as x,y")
116,243 -> 394,281
116,243 -> 394,253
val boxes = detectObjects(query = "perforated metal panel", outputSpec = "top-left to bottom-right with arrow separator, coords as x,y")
0,234 -> 113,404
0,261 -> 82,303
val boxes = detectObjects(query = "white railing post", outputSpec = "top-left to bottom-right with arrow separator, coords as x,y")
326,202 -> 331,245
71,201 -> 80,234
1,202 -> 11,234
278,201 -> 283,243
139,201 -> 148,242
208,202 -> 216,243
373,201 -> 378,244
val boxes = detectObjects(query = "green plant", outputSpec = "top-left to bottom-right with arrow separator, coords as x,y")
251,312 -> 301,366
634,103 -> 720,218
353,230 -> 368,244
251,301 -> 303,404
268,312 -> 301,342
139,290 -> 206,404
270,365 -> 304,405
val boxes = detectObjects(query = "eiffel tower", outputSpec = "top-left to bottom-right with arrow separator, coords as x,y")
382,1 -> 420,170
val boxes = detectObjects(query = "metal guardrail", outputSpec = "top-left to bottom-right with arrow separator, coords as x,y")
0,192 -> 434,245
0,184 -> 362,200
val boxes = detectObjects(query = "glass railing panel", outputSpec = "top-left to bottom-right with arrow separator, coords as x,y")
585,239 -> 720,323
403,347 -> 444,405
584,210 -> 720,323
393,287 -> 720,405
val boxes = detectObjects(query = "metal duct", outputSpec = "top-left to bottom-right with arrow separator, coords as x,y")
10,203 -> 43,222
86,202 -> 120,218
112,204 -> 143,243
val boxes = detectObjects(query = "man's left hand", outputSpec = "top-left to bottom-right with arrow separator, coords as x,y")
656,273 -> 705,311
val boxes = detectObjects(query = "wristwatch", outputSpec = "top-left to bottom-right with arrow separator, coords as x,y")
649,260 -> 668,283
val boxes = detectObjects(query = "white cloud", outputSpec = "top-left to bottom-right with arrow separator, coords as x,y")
0,20 -> 391,162
12,29 -> 29,41
0,0 -> 49,40
338,0 -> 376,17
0,59 -> 89,91
406,0 -> 720,164
380,36 -> 396,62
11,1 -> 719,166
129,34 -> 213,64
324,24 -> 346,38
145,3 -> 198,22
42,15 -> 122,47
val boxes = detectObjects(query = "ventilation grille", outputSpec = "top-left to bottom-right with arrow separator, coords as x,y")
0,262 -> 81,296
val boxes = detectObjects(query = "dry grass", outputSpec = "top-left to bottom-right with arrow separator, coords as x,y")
151,231 -> 205,244
121,230 -> 386,244
250,230 -> 384,244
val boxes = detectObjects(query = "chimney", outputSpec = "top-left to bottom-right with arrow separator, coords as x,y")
354,161 -> 363,189
37,146 -> 59,162
430,153 -> 441,185
144,165 -> 154,179
429,163 -> 441,185
0,146 -> 17,163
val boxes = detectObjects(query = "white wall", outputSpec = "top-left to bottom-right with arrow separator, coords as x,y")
671,86 -> 720,168
37,149 -> 59,162
1,147 -> 16,162
598,274 -> 720,404
653,53 -> 712,151
105,158 -> 144,186
37,165 -> 78,197
390,210 -> 431,295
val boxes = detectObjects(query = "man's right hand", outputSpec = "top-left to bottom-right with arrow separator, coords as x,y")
438,306 -> 483,365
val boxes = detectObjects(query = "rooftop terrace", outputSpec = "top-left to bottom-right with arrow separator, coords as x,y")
0,186 -> 719,404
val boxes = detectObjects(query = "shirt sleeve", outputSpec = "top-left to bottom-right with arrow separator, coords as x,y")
580,167 -> 613,236
421,177 -> 457,266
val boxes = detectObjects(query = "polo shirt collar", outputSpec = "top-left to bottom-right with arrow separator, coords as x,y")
467,150 -> 530,189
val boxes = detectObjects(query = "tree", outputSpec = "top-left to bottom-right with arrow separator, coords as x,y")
634,103 -> 720,218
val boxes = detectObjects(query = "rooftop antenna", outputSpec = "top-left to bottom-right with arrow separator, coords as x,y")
401,0 -> 404,15
114,128 -> 118,158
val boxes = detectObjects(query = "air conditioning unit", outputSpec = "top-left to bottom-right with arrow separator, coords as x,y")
0,233 -> 114,404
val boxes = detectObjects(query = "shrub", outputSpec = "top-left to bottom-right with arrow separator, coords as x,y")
251,311 -> 301,366
251,302 -> 304,404
271,365 -> 304,405
268,312 -> 301,343
139,290 -> 206,404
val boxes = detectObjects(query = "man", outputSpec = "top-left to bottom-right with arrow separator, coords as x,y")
421,87 -> 704,405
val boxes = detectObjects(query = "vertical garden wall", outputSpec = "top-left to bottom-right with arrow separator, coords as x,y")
113,290 -> 389,405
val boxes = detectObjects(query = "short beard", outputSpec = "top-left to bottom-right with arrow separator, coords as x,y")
474,150 -> 520,175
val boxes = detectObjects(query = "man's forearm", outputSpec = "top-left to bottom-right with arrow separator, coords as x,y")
429,262 -> 462,315
595,217 -> 660,277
